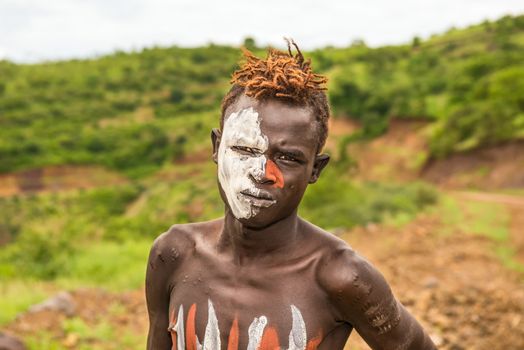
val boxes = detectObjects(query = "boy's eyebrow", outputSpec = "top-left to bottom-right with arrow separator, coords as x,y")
279,149 -> 306,158
233,135 -> 264,145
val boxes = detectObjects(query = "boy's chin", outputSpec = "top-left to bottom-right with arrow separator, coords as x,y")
234,209 -> 287,230
236,216 -> 274,229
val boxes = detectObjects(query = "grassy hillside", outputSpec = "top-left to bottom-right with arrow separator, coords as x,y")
0,14 -> 523,178
325,15 -> 524,155
0,45 -> 239,177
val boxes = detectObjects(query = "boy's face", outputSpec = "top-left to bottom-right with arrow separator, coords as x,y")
213,94 -> 328,228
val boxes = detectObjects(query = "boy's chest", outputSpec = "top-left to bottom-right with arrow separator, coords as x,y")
167,258 -> 336,349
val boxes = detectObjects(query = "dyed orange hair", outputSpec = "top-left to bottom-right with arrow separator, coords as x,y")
221,39 -> 330,153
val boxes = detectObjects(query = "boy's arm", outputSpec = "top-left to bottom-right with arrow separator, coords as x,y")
145,235 -> 173,350
322,248 -> 436,350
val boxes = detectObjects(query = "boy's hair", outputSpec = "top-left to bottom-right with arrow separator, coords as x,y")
221,39 -> 330,153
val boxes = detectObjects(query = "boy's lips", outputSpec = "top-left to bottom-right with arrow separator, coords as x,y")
240,189 -> 276,207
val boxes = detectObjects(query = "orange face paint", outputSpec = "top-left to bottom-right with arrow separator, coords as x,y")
186,304 -> 198,350
265,159 -> 284,188
258,326 -> 280,350
227,316 -> 239,350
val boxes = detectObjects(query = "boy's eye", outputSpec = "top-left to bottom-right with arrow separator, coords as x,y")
232,146 -> 260,155
277,153 -> 303,164
278,154 -> 299,162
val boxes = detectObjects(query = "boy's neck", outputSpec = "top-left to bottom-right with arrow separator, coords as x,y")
217,208 -> 300,265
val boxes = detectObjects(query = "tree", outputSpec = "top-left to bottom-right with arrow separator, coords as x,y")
243,37 -> 257,51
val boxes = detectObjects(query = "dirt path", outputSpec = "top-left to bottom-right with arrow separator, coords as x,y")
452,190 -> 524,207
452,190 -> 524,266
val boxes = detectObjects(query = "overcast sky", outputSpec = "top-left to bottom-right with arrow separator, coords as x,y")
1,0 -> 523,63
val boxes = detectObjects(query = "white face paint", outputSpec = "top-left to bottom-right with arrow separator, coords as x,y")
217,107 -> 276,219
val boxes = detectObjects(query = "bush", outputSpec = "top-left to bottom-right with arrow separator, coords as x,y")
300,167 -> 438,229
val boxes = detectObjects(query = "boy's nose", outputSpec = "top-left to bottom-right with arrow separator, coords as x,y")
263,159 -> 284,188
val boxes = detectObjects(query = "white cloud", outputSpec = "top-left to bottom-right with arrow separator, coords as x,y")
0,0 -> 523,62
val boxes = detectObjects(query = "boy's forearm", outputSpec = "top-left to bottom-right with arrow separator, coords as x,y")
389,304 -> 437,350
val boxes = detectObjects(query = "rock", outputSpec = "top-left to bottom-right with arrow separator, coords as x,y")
422,276 -> 439,289
0,332 -> 27,350
28,291 -> 76,317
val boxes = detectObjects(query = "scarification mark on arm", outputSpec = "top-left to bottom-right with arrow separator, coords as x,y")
351,272 -> 372,306
364,298 -> 401,334
170,247 -> 180,261
351,271 -> 401,335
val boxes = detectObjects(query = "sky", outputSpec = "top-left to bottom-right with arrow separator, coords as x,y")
1,0 -> 523,63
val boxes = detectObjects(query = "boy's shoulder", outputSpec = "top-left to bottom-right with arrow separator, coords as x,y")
299,217 -> 365,272
147,218 -> 223,272
302,222 -> 434,347
301,219 -> 394,319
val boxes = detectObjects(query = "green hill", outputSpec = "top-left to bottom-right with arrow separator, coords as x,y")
0,45 -> 240,177
1,14 -> 523,178
325,14 -> 524,155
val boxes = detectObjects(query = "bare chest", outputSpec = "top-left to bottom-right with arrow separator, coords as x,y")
167,254 -> 344,349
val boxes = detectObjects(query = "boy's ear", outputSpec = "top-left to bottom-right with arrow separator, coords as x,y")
309,153 -> 330,184
211,128 -> 222,164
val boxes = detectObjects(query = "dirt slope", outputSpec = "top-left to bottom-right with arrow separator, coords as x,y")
0,166 -> 128,197
423,141 -> 524,189
331,117 -> 524,190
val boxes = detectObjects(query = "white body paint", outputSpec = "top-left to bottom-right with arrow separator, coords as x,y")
170,300 -> 309,349
217,107 -> 274,219
247,315 -> 268,350
175,305 -> 185,350
288,305 -> 307,350
203,299 -> 221,349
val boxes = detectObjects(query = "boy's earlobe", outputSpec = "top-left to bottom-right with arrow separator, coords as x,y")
211,128 -> 222,164
309,153 -> 330,183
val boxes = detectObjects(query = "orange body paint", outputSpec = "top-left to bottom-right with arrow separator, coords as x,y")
170,309 -> 177,350
227,317 -> 239,350
169,302 -> 321,350
306,332 -> 322,350
258,326 -> 280,349
265,159 -> 284,188
186,304 -> 198,350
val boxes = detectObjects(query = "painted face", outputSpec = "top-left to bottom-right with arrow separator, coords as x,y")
216,95 -> 325,227
217,107 -> 279,219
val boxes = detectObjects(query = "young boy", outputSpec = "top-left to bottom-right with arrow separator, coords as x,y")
146,41 -> 436,350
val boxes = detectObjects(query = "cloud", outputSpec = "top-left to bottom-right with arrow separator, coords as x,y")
0,0 -> 523,62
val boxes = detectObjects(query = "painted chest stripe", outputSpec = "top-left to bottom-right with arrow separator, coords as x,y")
169,300 -> 319,350
247,315 -> 268,350
203,299 -> 221,349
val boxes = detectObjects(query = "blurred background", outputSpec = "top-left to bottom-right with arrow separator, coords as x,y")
1,1 -> 523,349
